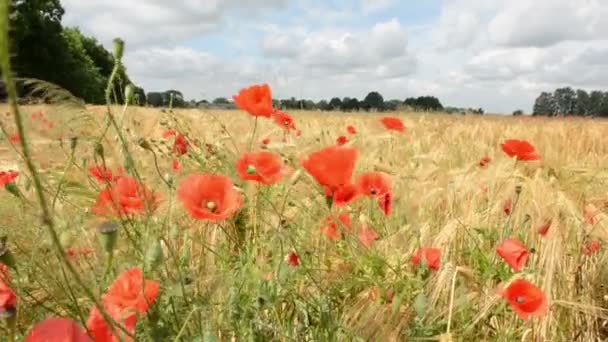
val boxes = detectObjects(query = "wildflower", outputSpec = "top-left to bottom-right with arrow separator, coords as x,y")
504,198 -> 512,216
287,251 -> 299,267
380,117 -> 405,133
271,110 -> 296,131
501,279 -> 548,320
233,84 -> 273,118
301,146 -> 358,195
92,176 -> 160,217
172,133 -> 189,155
104,267 -> 160,313
65,247 -> 94,258
236,151 -> 290,185
320,213 -> 352,241
0,171 -> 18,187
501,139 -> 540,161
411,247 -> 441,271
0,263 -> 16,318
87,302 -> 136,342
378,191 -> 393,216
355,172 -> 391,198
347,125 -> 357,134
25,318 -> 90,342
177,174 -> 243,221
336,135 -> 349,146
8,133 -> 20,145
479,156 -> 492,167
262,138 -> 270,146
162,129 -> 177,139
332,183 -> 360,207
496,238 -> 529,272
89,166 -> 115,183
31,111 -> 44,120
359,226 -> 379,248
583,240 -> 600,256
537,220 -> 551,237
171,159 -> 181,173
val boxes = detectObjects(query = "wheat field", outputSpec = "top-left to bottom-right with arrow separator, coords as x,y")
1,103 -> 608,341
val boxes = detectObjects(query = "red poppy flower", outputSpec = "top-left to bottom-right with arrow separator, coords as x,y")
496,238 -> 529,272
9,133 -> 20,144
537,220 -> 551,237
333,183 -> 360,207
271,110 -> 296,131
411,247 -> 441,271
0,264 -> 16,316
31,111 -> 44,120
104,267 -> 160,315
504,198 -> 512,216
347,125 -> 356,135
336,135 -> 349,146
172,133 -> 189,155
355,172 -> 391,198
584,205 -> 599,225
92,176 -> 160,217
287,251 -> 299,267
380,117 -> 405,133
501,279 -> 548,320
378,191 -> 392,216
87,301 -> 137,342
262,138 -> 270,146
162,129 -> 177,139
501,139 -> 540,161
320,213 -> 352,241
177,174 -> 243,221
0,170 -> 18,187
233,84 -> 273,118
583,240 -> 601,256
301,146 -> 358,195
359,225 -> 379,248
236,151 -> 290,185
479,156 -> 492,167
25,318 -> 90,342
171,159 -> 181,173
89,166 -> 115,183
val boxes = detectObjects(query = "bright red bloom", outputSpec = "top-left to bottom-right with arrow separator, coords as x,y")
287,251 -> 299,267
537,220 -> 551,237
236,151 -> 290,185
336,135 -> 349,146
262,138 -> 271,146
177,174 -> 243,221
25,318 -> 90,342
89,166 -> 115,183
378,191 -> 393,217
583,240 -> 601,256
92,176 -> 160,217
347,125 -> 356,135
31,111 -> 44,120
9,133 -> 20,144
87,300 -> 137,342
501,279 -> 548,320
501,139 -> 540,161
380,117 -> 405,133
320,213 -> 352,241
504,198 -> 512,216
171,159 -> 181,173
104,267 -> 160,315
496,238 -> 529,272
301,146 -> 358,194
65,247 -> 94,258
0,170 -> 18,187
162,129 -> 177,139
411,247 -> 441,271
332,183 -> 360,207
233,84 -> 273,118
271,110 -> 296,131
172,133 -> 189,155
0,263 -> 16,317
355,172 -> 391,198
479,156 -> 492,167
359,225 -> 379,248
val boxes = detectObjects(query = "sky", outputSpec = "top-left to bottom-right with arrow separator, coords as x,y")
61,0 -> 608,114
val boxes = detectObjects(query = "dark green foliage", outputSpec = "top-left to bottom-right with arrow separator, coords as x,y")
362,91 -> 384,111
403,96 -> 443,111
533,87 -> 608,117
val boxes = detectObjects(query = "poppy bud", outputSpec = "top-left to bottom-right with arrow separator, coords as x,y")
515,185 -> 522,195
112,38 -> 124,61
94,142 -> 104,159
145,240 -> 164,271
0,306 -> 16,320
0,239 -> 16,270
325,195 -> 333,209
125,84 -> 135,105
4,183 -> 19,198
97,221 -> 118,254
137,138 -> 152,151
69,137 -> 78,151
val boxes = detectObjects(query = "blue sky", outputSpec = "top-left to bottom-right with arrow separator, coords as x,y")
61,0 -> 608,113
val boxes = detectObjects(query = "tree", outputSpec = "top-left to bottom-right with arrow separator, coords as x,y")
147,92 -> 163,107
384,99 -> 401,111
403,96 -> 443,111
363,91 -> 384,111
588,91 -> 604,116
213,97 -> 229,105
533,92 -> 557,116
553,87 -> 576,115
328,97 -> 342,111
574,89 -> 590,116
317,100 -> 329,111
513,109 -> 524,116
133,86 -> 146,105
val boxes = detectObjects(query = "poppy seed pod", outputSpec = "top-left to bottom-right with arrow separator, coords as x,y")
112,38 -> 124,61
69,137 -> 78,151
0,239 -> 16,269
138,138 -> 152,151
94,142 -> 104,159
97,221 -> 118,253
515,185 -> 522,195
4,182 -> 19,198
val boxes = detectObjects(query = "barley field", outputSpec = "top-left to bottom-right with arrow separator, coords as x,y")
0,101 -> 607,341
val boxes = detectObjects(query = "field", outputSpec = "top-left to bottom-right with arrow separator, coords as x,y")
1,102 -> 608,341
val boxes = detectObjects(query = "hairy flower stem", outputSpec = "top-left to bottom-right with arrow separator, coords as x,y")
0,3 -> 131,339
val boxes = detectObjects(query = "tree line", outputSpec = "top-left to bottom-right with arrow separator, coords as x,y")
532,87 -> 608,117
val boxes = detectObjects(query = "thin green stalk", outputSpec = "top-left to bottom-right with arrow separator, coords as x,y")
0,3 -> 131,339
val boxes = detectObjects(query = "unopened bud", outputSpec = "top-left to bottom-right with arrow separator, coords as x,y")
0,239 -> 16,270
138,138 -> 152,151
69,137 -> 78,151
145,240 -> 164,271
515,185 -> 522,195
94,142 -> 104,158
112,38 -> 125,61
4,182 -> 19,198
97,221 -> 118,253
125,84 -> 135,104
